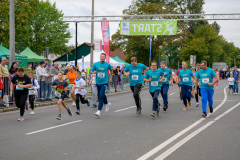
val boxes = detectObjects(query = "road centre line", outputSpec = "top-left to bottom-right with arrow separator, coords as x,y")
137,86 -> 228,160
155,102 -> 240,160
26,120 -> 83,135
114,93 -> 175,113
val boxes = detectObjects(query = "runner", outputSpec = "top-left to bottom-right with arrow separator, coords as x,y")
158,61 -> 173,111
10,68 -> 32,121
27,71 -> 40,115
144,61 -> 165,117
52,71 -> 73,120
124,57 -> 147,115
178,62 -> 194,110
176,65 -> 182,100
90,53 -> 112,117
195,60 -> 218,118
70,71 -> 90,115
195,64 -> 201,107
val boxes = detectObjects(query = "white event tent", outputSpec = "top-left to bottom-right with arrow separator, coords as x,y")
70,50 -> 125,70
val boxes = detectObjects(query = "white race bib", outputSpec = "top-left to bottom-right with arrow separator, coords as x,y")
98,72 -> 105,78
162,78 -> 167,82
183,77 -> 189,82
16,86 -> 23,90
132,75 -> 139,80
151,81 -> 158,86
55,91 -> 61,98
76,89 -> 82,93
202,78 -> 209,83
28,90 -> 35,95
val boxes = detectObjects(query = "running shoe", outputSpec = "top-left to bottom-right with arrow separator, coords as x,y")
18,116 -> 24,121
188,101 -> 192,107
209,107 -> 213,113
191,95 -> 194,98
72,102 -> 76,106
95,110 -> 101,117
67,108 -> 73,116
202,112 -> 207,118
105,102 -> 111,112
56,115 -> 61,120
76,110 -> 80,115
183,106 -> 187,110
30,110 -> 35,115
157,107 -> 160,116
163,106 -> 167,111
92,104 -> 97,108
196,103 -> 199,107
136,107 -> 141,115
151,112 -> 156,117
87,99 -> 90,107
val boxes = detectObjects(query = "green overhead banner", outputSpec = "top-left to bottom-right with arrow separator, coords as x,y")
120,20 -> 177,36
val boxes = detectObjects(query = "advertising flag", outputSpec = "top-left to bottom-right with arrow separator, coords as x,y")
101,18 -> 110,63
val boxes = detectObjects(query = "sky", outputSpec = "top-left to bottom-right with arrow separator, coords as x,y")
46,0 -> 240,48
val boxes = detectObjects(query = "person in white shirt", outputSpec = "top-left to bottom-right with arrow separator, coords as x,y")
36,61 -> 49,99
228,74 -> 235,95
70,71 -> 90,114
27,71 -> 40,114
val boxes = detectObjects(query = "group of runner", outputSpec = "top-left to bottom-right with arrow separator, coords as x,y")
10,52 -> 218,121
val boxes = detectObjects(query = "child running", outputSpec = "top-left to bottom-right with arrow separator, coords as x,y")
52,71 -> 72,120
27,71 -> 40,115
228,74 -> 234,95
70,71 -> 90,115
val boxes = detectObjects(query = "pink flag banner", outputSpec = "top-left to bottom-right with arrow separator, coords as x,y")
101,18 -> 110,63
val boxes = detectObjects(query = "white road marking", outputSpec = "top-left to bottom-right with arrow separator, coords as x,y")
26,120 -> 83,135
137,86 -> 228,160
114,106 -> 136,112
155,102 -> 240,160
169,92 -> 175,96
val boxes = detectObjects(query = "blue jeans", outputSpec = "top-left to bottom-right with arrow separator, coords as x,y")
233,81 -> 239,93
181,85 -> 192,106
200,88 -> 214,114
150,89 -> 160,111
96,84 -> 108,111
44,82 -> 52,99
161,84 -> 169,107
38,81 -> 45,98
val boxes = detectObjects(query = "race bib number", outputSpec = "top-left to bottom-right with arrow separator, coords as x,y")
151,81 -> 158,86
55,91 -> 61,98
28,90 -> 35,95
98,72 -> 105,78
202,78 -> 209,83
162,78 -> 167,82
76,89 -> 82,93
132,75 -> 139,80
183,77 -> 189,82
16,86 -> 23,90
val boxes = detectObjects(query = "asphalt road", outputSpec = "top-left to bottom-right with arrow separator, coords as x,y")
0,80 -> 240,160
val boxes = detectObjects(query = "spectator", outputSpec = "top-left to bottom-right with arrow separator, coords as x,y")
64,65 -> 70,75
51,62 -> 59,76
81,69 -> 86,80
58,67 -> 63,72
15,60 -> 19,67
45,63 -> 53,100
0,57 -> 11,99
44,58 -> 49,67
36,61 -> 48,99
121,65 -> 127,86
34,64 -> 38,71
112,66 -> 120,92
9,62 -> 18,75
116,66 -> 121,89
28,64 -> 33,70
6,57 -> 9,65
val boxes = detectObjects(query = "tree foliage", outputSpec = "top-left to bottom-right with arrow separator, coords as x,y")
0,0 -> 72,55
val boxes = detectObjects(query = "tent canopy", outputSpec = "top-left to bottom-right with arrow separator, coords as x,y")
20,47 -> 45,63
69,50 -> 124,70
112,56 -> 129,66
0,45 -> 28,67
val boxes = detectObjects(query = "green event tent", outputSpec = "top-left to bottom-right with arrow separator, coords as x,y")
0,45 -> 27,67
112,56 -> 129,66
20,47 -> 45,63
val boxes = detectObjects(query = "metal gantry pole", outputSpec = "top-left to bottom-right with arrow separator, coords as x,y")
90,0 -> 94,68
9,0 -> 15,65
75,22 -> 78,68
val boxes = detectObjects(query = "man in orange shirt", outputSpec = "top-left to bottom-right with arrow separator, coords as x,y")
65,66 -> 77,106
